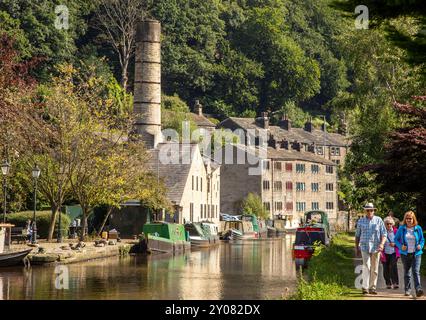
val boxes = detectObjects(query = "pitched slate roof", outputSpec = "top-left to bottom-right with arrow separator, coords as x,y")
229,144 -> 336,166
146,143 -> 199,205
189,113 -> 216,128
219,117 -> 349,147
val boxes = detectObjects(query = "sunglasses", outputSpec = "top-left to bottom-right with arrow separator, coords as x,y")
406,218 -> 413,220
386,223 -> 393,225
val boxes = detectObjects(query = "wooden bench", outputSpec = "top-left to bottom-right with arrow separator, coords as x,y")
11,227 -> 28,244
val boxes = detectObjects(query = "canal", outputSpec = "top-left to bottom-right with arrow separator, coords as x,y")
0,235 -> 296,300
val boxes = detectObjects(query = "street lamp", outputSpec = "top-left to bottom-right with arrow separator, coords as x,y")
57,170 -> 65,243
31,164 -> 41,244
1,161 -> 10,223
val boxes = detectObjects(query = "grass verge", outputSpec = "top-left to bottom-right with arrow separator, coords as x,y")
288,232 -> 361,300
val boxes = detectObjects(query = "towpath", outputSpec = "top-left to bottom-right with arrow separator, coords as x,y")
353,254 -> 426,300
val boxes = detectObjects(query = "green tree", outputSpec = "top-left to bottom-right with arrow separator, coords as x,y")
240,192 -> 269,219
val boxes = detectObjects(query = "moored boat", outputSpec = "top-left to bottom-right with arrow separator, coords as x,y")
242,214 -> 268,238
292,211 -> 330,268
219,220 -> 256,240
185,222 -> 219,248
0,223 -> 32,267
0,249 -> 33,267
142,222 -> 191,254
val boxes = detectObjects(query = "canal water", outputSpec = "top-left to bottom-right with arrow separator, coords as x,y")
0,235 -> 296,300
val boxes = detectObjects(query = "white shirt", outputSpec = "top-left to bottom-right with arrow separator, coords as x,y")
406,227 -> 416,253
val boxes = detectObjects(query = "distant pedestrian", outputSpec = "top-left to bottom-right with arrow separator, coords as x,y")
394,211 -> 424,297
25,219 -> 32,243
380,217 -> 400,289
355,203 -> 387,295
387,210 -> 400,227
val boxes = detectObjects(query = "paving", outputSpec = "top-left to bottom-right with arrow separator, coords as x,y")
354,256 -> 426,300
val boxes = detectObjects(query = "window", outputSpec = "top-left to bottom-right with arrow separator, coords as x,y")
204,204 -> 207,218
296,202 -> 306,212
312,202 -> 319,210
274,181 -> 282,191
200,204 -> 203,218
331,147 -> 341,156
311,183 -> 319,192
274,161 -> 282,171
326,183 -> 334,191
286,202 -> 293,211
263,180 -> 270,190
286,181 -> 293,190
263,202 -> 271,211
192,176 -> 194,190
332,159 -> 341,165
201,178 -> 203,192
296,182 -> 306,191
326,165 -> 334,174
190,203 -> 194,222
196,176 -> 199,190
326,202 -> 334,210
275,202 -> 283,211
263,160 -> 270,171
316,146 -> 324,155
311,164 -> 319,174
296,163 -> 306,173
285,163 -> 293,172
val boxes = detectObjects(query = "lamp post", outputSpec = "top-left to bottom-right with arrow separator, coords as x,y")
57,183 -> 62,243
1,161 -> 10,223
31,164 -> 41,244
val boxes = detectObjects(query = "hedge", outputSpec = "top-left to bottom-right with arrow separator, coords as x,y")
1,211 -> 71,239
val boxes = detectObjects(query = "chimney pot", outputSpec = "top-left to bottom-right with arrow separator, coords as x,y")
194,100 -> 203,116
304,117 -> 314,132
279,114 -> 291,130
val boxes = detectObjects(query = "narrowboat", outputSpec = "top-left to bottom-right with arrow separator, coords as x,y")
242,214 -> 268,238
185,222 -> 219,248
141,222 -> 191,254
200,222 -> 220,244
292,211 -> 330,268
266,220 -> 278,237
219,220 -> 256,240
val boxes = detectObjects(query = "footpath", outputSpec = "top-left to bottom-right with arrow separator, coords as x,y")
353,255 -> 426,300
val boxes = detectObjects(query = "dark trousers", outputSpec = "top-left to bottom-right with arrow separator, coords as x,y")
401,253 -> 422,292
383,253 -> 399,286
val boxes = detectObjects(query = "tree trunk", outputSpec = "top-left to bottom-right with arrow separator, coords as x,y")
121,60 -> 128,91
48,204 -> 59,242
97,207 -> 113,236
80,210 -> 88,241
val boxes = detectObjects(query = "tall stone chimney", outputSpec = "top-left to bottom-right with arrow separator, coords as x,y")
134,20 -> 162,149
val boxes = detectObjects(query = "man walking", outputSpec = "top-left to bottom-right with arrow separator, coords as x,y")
355,203 -> 387,294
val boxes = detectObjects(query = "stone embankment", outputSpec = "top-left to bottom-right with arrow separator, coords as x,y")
12,239 -> 136,266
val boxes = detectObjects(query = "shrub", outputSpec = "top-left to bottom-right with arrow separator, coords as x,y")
1,211 -> 71,239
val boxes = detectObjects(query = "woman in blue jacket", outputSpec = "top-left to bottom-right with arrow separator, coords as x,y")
394,211 -> 424,297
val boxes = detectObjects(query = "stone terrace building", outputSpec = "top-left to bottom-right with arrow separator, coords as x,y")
147,143 -> 220,225
219,113 -> 349,166
219,144 -> 338,225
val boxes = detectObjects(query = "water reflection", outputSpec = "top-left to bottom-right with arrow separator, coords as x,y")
0,235 -> 296,300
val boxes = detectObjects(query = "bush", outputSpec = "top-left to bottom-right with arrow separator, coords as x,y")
1,211 -> 71,239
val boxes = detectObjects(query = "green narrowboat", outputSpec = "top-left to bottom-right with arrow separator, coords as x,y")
242,214 -> 267,238
142,222 -> 191,254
